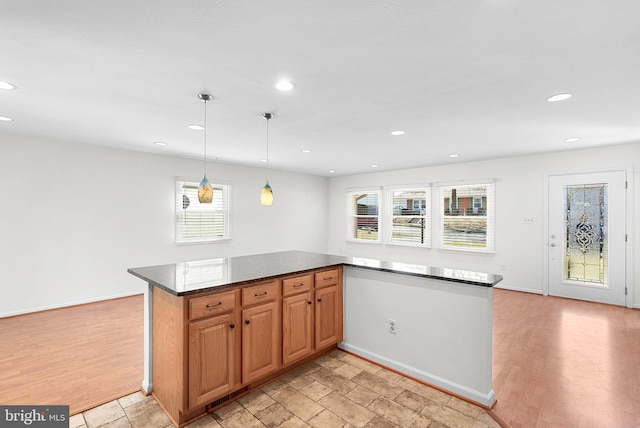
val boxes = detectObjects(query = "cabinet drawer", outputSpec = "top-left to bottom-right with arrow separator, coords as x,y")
189,290 -> 237,321
282,274 -> 312,296
242,281 -> 279,306
315,269 -> 340,288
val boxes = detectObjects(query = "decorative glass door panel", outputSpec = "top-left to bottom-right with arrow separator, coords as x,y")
563,184 -> 608,287
548,171 -> 626,306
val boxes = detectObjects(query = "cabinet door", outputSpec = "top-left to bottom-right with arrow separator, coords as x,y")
282,291 -> 313,365
188,313 -> 236,409
242,301 -> 280,383
315,285 -> 343,349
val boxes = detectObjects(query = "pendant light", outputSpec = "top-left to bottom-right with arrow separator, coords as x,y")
197,93 -> 213,203
260,112 -> 274,206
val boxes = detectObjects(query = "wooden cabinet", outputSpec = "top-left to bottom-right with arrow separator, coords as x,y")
315,284 -> 342,349
242,300 -> 280,383
188,313 -> 236,408
187,289 -> 240,409
282,277 -> 313,365
152,267 -> 341,427
282,268 -> 343,366
314,269 -> 343,350
242,281 -> 281,383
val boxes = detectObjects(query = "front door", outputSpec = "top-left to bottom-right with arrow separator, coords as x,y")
548,171 -> 626,305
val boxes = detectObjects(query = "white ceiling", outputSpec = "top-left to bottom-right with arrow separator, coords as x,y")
2,1 -> 639,177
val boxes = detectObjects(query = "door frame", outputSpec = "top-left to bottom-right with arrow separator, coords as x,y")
542,166 -> 634,308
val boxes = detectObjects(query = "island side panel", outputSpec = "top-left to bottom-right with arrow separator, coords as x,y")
152,287 -> 187,423
142,284 -> 153,394
340,266 -> 495,407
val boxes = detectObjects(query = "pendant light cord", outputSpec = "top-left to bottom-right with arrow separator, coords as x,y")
203,98 -> 207,177
263,112 -> 272,170
198,92 -> 212,177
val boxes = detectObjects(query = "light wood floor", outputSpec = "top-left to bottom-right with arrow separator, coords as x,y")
0,295 -> 143,415
1,290 -> 639,427
493,288 -> 640,427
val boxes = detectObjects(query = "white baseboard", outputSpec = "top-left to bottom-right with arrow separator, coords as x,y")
338,342 -> 497,408
0,291 -> 143,318
493,284 -> 544,295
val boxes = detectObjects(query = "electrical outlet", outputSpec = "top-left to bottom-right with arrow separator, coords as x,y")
523,217 -> 535,224
389,319 -> 397,335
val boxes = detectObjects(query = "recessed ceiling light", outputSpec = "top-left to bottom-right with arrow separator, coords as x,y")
188,124 -> 204,130
371,164 -> 379,168
547,93 -> 573,102
329,169 -> 336,173
391,130 -> 405,136
449,154 -> 459,158
274,80 -> 296,91
564,137 -> 580,143
154,141 -> 168,146
301,149 -> 312,153
0,116 -> 14,122
0,81 -> 16,90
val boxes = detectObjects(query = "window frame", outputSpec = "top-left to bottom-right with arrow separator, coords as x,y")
435,181 -> 495,253
346,188 -> 382,244
384,186 -> 431,248
175,178 -> 232,245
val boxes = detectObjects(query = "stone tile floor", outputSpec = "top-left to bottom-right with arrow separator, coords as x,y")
70,350 -> 500,428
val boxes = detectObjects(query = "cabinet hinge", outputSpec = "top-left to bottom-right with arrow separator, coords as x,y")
625,234 -> 628,242
625,181 -> 628,189
625,287 -> 628,296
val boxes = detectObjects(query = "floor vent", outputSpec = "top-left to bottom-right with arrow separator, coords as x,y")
207,386 -> 249,411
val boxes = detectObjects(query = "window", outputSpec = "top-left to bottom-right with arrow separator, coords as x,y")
437,182 -> 495,252
176,179 -> 231,244
387,188 -> 430,247
347,190 -> 381,243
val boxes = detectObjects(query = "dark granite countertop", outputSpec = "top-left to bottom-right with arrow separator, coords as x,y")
128,250 -> 503,296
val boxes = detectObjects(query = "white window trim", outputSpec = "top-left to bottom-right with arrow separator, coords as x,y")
346,188 -> 382,244
383,184 -> 431,248
434,180 -> 495,254
175,177 -> 232,245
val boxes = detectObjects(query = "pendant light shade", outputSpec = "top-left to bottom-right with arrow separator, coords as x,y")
261,180 -> 273,205
261,113 -> 273,206
198,175 -> 213,203
197,93 -> 213,203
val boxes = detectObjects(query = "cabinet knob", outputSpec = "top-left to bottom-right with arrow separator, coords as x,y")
317,298 -> 322,303
308,301 -> 312,305
245,320 -> 251,325
230,324 -> 235,329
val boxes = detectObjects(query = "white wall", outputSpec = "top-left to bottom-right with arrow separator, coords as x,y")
2,134 -> 637,316
341,267 -> 495,406
0,134 -> 329,316
327,143 -> 639,307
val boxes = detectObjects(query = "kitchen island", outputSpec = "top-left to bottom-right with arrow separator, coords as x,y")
128,250 -> 502,426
